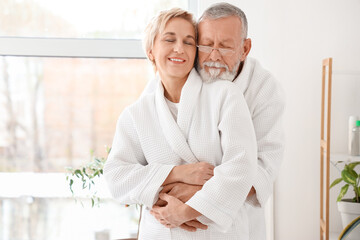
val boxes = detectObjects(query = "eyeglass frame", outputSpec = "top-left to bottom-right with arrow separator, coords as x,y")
196,45 -> 236,56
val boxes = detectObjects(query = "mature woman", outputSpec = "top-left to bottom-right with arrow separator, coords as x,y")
104,8 -> 257,239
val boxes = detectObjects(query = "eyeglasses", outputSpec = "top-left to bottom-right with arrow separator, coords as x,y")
197,45 -> 235,56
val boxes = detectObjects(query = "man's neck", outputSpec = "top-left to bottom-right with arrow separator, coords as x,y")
233,60 -> 245,82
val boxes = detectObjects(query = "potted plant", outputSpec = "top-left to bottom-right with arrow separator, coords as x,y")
330,161 -> 360,239
65,148 -> 109,207
65,147 -> 141,240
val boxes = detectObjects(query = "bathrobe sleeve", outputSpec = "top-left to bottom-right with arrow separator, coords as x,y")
245,75 -> 285,208
104,109 -> 175,209
185,85 -> 257,232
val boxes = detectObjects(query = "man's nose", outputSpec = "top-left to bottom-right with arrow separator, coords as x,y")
209,48 -> 222,62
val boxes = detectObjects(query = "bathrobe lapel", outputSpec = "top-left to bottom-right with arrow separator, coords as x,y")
176,69 -> 202,140
155,69 -> 201,164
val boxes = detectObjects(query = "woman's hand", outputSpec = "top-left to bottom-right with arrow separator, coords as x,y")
150,193 -> 204,229
155,183 -> 202,207
162,162 -> 214,186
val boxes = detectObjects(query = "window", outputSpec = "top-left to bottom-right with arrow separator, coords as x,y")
0,1 -> 198,239
0,0 -> 189,39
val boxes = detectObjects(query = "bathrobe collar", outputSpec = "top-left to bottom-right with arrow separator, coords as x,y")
155,68 -> 201,164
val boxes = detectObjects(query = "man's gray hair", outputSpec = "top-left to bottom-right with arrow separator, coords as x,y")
198,2 -> 248,39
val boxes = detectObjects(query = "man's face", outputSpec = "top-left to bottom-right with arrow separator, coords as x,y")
197,16 -> 250,82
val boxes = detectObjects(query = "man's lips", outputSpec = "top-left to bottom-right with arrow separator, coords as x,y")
205,66 -> 224,69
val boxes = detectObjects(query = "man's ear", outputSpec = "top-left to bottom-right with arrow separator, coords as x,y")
241,38 -> 252,61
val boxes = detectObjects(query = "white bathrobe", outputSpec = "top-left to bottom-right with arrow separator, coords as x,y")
104,69 -> 257,239
142,58 -> 285,240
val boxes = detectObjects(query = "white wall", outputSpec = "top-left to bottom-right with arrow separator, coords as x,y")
199,0 -> 360,239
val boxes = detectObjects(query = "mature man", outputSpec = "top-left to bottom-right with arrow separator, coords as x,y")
150,3 -> 284,240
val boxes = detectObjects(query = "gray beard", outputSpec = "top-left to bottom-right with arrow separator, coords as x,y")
197,60 -> 241,83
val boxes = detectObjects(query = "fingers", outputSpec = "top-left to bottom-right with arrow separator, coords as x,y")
154,199 -> 167,207
150,209 -> 161,220
159,193 -> 175,202
180,223 -> 197,232
184,220 -> 208,230
160,183 -> 176,194
164,223 -> 177,228
150,208 -> 177,229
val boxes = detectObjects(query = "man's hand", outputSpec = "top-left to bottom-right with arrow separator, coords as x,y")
155,183 -> 202,207
150,193 -> 204,229
162,162 -> 214,186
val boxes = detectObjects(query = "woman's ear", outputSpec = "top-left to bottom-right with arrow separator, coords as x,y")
148,50 -> 154,61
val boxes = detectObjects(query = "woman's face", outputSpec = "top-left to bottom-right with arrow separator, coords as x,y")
150,17 -> 196,83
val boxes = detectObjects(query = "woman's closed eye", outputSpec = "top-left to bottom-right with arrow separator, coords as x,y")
164,38 -> 176,43
184,40 -> 195,46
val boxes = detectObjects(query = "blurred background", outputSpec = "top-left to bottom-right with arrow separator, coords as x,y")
1,0 -> 360,239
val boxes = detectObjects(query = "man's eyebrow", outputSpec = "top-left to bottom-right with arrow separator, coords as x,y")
221,39 -> 235,44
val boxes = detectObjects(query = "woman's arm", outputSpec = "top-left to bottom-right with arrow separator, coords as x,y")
104,109 -> 175,209
161,162 -> 214,186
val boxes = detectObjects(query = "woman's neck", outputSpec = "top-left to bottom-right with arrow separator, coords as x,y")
160,75 -> 187,103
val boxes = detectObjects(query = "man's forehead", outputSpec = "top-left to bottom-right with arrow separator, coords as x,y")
198,16 -> 242,36
198,16 -> 242,27
198,22 -> 241,41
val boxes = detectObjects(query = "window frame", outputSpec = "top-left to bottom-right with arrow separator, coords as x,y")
0,0 -> 198,59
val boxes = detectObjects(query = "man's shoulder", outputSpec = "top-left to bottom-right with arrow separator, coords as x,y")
237,57 -> 282,93
241,58 -> 274,82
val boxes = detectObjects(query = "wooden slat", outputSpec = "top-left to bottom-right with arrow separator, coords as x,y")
323,58 -> 331,65
320,57 -> 332,240
321,140 -> 327,150
320,219 -> 326,231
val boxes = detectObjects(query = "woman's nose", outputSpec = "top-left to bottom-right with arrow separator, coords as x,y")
173,42 -> 184,54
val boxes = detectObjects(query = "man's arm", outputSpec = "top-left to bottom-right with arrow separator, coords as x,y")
246,76 -> 285,207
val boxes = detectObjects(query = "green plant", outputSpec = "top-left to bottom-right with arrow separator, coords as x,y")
330,161 -> 360,203
66,147 -> 110,207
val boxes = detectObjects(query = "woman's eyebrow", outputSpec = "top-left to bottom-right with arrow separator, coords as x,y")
186,35 -> 196,40
163,32 -> 195,41
163,32 -> 175,36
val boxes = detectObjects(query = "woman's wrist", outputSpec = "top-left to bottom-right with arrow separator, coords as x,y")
180,203 -> 201,222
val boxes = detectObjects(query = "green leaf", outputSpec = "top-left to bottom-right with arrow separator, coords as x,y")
348,168 -> 358,178
342,169 -> 357,185
69,179 -> 74,194
82,167 -> 88,176
330,178 -> 343,188
91,198 -> 95,207
348,162 -> 360,170
337,184 -> 349,201
74,169 -> 83,178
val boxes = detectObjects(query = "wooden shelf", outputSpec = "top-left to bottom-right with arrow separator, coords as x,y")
330,153 -> 360,164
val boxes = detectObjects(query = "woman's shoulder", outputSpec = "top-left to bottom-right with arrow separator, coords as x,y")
118,93 -> 156,120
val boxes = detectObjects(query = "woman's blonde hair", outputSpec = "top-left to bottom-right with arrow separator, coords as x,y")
143,8 -> 196,65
